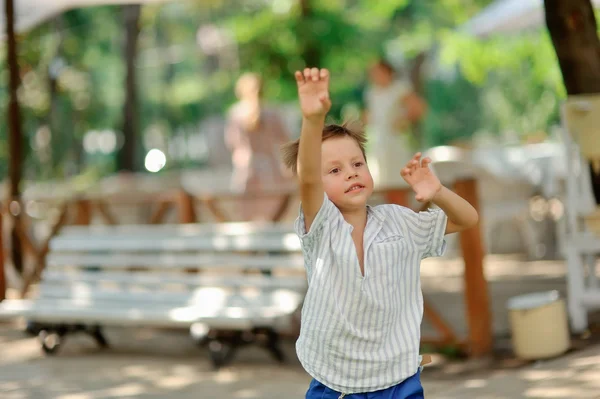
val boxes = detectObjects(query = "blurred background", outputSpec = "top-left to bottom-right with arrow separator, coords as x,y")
1,0 -> 600,398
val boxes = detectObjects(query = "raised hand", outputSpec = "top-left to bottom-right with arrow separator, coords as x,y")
295,68 -> 331,120
400,153 -> 442,203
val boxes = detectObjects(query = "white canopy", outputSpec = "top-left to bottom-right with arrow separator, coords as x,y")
462,0 -> 600,37
0,0 -> 166,34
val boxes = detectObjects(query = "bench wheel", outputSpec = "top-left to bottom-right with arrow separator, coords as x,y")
208,339 -> 238,370
39,330 -> 62,355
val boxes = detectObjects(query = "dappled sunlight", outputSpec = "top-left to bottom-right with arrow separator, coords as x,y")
524,386 -> 595,398
57,383 -> 147,399
463,379 -> 488,388
521,369 -> 576,381
569,353 -> 600,367
233,388 -> 260,398
214,369 -> 240,384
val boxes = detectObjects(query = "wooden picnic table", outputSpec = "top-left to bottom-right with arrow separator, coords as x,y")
1,170 -> 491,357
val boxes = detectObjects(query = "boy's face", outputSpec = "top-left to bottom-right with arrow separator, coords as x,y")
321,136 -> 374,211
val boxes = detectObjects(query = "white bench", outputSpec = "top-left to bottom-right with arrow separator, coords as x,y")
0,222 -> 306,368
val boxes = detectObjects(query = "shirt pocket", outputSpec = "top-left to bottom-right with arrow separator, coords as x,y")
371,234 -> 407,285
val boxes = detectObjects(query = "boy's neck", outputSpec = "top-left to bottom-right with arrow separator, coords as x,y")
341,207 -> 368,232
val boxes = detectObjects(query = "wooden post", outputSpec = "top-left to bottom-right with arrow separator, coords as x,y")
149,200 -> 172,224
5,0 -> 24,275
20,204 -> 69,298
0,205 -> 5,302
454,178 -> 493,357
73,199 -> 92,225
178,191 -> 197,223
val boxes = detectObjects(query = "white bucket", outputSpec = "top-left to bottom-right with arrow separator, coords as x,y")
507,291 -> 570,360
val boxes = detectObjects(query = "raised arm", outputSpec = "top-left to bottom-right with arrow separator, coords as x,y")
401,153 -> 478,234
295,68 -> 332,231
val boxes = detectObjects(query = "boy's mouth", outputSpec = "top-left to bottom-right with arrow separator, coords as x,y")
345,183 -> 365,193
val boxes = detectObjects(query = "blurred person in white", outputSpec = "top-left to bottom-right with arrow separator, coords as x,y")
225,72 -> 292,221
364,59 -> 427,190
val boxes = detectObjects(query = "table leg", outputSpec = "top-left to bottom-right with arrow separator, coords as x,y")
74,199 -> 92,225
178,191 -> 197,223
454,178 -> 492,357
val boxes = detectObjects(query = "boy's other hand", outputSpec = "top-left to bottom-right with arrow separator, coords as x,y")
295,68 -> 331,121
401,153 -> 442,203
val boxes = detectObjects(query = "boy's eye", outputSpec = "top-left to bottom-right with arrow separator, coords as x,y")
329,168 -> 340,174
354,162 -> 363,167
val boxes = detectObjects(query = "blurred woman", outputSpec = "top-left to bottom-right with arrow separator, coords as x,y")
363,59 -> 427,189
225,73 -> 291,221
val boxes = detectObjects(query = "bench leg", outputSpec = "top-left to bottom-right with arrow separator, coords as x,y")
260,328 -> 285,363
202,328 -> 285,368
34,323 -> 109,354
38,325 -> 68,355
89,325 -> 109,348
207,333 -> 241,370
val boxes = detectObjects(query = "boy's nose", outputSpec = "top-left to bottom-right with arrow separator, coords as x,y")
346,172 -> 358,180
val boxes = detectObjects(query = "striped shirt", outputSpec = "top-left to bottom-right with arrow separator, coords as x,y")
294,193 -> 447,394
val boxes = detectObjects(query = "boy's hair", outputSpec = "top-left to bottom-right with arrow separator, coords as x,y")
281,122 -> 367,175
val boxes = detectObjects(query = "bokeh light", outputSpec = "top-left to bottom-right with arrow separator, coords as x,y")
144,149 -> 167,173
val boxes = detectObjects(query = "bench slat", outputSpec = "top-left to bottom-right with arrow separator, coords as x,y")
50,235 -> 301,252
47,253 -> 305,270
42,270 -> 307,290
21,299 -> 300,329
58,222 -> 294,237
38,285 -> 302,310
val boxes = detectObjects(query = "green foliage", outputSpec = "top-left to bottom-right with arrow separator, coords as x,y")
0,0 -> 572,182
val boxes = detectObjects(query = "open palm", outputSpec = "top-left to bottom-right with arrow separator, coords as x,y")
401,153 -> 442,203
295,68 -> 331,119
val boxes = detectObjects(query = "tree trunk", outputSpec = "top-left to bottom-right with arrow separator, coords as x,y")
299,0 -> 320,67
117,4 -> 141,172
544,0 -> 600,94
5,0 -> 24,275
409,52 -> 427,148
544,0 -> 600,203
48,16 -> 64,176
0,207 -> 5,301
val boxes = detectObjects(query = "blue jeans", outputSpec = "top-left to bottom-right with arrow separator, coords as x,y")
305,371 -> 424,399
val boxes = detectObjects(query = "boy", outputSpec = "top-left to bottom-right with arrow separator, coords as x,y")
281,68 -> 479,398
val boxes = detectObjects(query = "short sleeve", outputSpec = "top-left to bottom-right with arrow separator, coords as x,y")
396,206 -> 447,259
293,193 -> 340,272
294,193 -> 338,246
419,209 -> 448,258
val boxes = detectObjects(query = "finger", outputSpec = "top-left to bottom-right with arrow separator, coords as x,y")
310,68 -> 319,81
319,68 -> 329,80
400,168 -> 411,177
410,159 -> 419,172
415,195 -> 425,202
295,71 -> 304,85
303,68 -> 311,80
421,157 -> 432,168
413,152 -> 422,166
